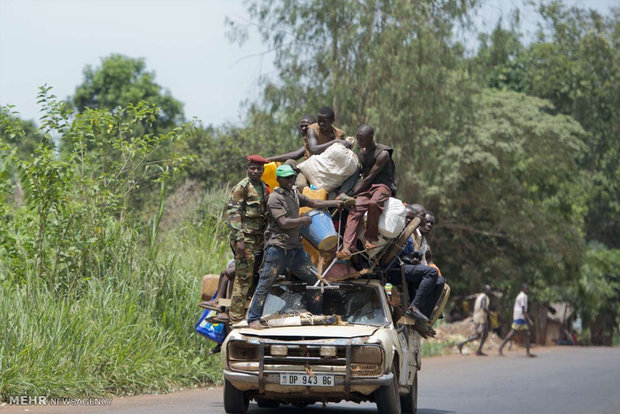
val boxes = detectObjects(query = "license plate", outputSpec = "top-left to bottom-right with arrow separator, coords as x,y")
280,373 -> 334,387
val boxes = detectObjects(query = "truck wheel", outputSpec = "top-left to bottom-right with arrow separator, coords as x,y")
256,399 -> 279,408
400,372 -> 418,414
223,379 -> 248,414
375,365 -> 401,414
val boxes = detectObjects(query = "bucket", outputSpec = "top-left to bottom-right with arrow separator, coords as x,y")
301,209 -> 338,251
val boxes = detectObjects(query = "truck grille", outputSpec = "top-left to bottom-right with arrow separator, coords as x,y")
228,340 -> 383,377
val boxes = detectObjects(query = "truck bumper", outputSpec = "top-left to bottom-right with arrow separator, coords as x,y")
223,369 -> 392,395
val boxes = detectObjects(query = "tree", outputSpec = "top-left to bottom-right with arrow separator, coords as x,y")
476,2 -> 620,248
577,243 -> 620,345
71,54 -> 184,129
229,0 -> 481,163
230,1 -> 590,307
424,90 -> 587,298
0,106 -> 52,160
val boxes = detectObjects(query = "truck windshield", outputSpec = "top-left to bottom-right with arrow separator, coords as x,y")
262,283 -> 388,326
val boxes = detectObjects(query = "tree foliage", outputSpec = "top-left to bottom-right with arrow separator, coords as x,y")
476,2 -> 620,248
427,89 -> 587,296
72,54 -> 184,129
0,87 -> 191,285
229,0 -> 479,159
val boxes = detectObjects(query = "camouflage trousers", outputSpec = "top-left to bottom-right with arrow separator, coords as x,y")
229,236 -> 264,322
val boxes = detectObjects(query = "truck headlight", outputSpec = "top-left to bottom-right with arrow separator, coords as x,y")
350,345 -> 384,376
351,345 -> 383,364
228,342 -> 259,361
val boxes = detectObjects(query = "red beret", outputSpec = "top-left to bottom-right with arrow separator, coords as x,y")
246,154 -> 269,165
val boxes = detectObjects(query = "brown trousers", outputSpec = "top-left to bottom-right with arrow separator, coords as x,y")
342,184 -> 391,250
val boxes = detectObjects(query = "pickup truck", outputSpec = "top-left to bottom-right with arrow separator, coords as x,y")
221,279 -> 425,414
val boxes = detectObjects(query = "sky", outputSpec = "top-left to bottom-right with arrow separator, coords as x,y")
0,0 -> 616,127
0,0 -> 275,126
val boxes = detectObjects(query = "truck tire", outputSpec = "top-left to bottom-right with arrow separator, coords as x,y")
400,372 -> 418,414
223,379 -> 248,414
375,365 -> 401,414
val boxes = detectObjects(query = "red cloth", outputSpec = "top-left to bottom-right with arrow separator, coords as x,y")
342,184 -> 391,250
246,154 -> 269,165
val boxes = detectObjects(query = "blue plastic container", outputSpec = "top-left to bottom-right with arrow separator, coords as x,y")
301,209 -> 338,251
195,293 -> 226,344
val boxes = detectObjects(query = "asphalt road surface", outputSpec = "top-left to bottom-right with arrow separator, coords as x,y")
2,346 -> 619,414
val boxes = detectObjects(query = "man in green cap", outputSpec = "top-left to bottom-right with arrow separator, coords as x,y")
226,154 -> 270,323
246,164 -> 345,329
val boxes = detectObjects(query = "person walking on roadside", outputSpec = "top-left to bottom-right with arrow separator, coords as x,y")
226,155 -> 270,323
246,165 -> 345,329
499,283 -> 536,357
458,285 -> 492,356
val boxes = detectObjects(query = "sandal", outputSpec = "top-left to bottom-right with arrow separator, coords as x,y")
211,312 -> 230,323
198,300 -> 223,311
248,320 -> 268,330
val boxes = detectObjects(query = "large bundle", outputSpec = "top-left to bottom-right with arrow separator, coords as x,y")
378,198 -> 407,238
297,143 -> 358,191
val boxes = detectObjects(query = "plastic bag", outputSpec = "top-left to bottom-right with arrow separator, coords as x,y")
297,143 -> 358,191
378,197 -> 407,238
195,295 -> 226,344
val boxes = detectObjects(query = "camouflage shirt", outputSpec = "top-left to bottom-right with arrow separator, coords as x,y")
226,177 -> 268,242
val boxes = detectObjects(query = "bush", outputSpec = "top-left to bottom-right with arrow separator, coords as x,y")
0,92 -> 230,398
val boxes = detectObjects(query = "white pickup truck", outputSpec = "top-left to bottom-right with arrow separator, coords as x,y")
221,279 -> 428,414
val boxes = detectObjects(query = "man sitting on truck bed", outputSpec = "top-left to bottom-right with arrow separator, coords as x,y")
386,204 -> 441,323
247,164 -> 345,329
337,124 -> 396,260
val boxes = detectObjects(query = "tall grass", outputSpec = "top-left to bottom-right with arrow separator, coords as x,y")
0,191 -> 231,398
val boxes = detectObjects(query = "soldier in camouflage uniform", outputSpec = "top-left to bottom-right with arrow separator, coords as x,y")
226,155 -> 269,323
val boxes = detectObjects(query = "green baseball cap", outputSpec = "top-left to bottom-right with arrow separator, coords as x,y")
276,164 -> 296,178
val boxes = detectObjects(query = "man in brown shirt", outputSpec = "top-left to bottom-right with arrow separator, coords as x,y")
246,165 -> 345,329
337,124 -> 396,260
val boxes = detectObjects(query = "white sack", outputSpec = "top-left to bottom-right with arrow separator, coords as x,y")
297,143 -> 358,191
378,197 -> 407,239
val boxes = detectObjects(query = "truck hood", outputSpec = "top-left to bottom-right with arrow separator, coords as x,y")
237,324 -> 380,338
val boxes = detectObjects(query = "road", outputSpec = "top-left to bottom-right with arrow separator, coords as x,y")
2,346 -> 619,414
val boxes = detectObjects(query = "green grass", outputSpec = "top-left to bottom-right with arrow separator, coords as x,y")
421,339 -> 454,357
1,185 -> 457,398
0,215 -> 230,399
420,320 -> 456,357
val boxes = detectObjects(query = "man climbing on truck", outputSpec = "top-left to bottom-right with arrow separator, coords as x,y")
246,164 -> 345,329
337,124 -> 396,260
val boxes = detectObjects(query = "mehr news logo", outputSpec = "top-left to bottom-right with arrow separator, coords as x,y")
6,395 -> 112,406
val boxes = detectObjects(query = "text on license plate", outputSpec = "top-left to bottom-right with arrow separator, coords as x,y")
280,374 -> 334,387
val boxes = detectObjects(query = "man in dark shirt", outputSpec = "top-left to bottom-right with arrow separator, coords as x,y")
247,165 -> 345,329
337,124 -> 396,260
